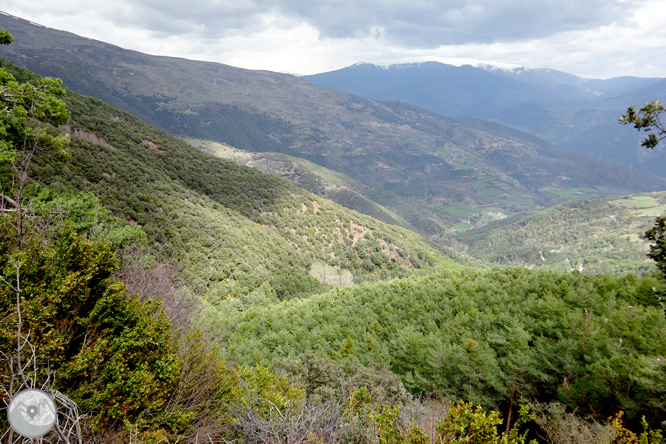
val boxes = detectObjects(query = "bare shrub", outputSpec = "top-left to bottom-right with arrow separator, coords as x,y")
309,262 -> 354,287
399,397 -> 451,443
163,332 -> 236,443
113,245 -> 203,334
113,246 -> 238,442
529,401 -> 616,444
231,397 -> 342,444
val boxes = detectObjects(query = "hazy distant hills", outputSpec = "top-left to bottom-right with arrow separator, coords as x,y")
304,62 -> 666,176
2,12 -> 665,241
305,62 -> 595,118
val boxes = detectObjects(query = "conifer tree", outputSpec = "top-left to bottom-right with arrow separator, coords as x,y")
621,102 -> 666,280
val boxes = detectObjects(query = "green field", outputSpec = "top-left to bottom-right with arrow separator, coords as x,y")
614,195 -> 660,209
475,186 -> 504,196
544,187 -> 600,199
442,204 -> 478,217
634,205 -> 666,217
453,222 -> 471,231
611,195 -> 666,217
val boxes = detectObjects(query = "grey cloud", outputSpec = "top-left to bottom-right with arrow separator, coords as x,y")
112,0 -> 269,38
277,0 -> 642,46
100,0 -> 643,47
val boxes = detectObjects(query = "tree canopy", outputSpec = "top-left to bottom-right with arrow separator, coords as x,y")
621,101 -> 666,281
0,31 -> 69,172
620,100 -> 666,149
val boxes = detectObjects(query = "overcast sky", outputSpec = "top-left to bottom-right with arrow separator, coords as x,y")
2,0 -> 665,78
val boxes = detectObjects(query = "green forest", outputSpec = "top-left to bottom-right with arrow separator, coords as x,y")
1,32 -> 666,444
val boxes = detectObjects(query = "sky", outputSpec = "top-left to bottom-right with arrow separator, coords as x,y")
2,0 -> 666,79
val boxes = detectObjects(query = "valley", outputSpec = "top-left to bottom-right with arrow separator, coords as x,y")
1,13 -> 664,245
1,12 -> 666,443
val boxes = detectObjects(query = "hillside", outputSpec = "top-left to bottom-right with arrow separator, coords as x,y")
1,60 -> 465,305
212,265 -> 666,426
185,137 -> 461,234
453,192 -> 666,275
304,62 -> 666,177
1,12 -> 664,242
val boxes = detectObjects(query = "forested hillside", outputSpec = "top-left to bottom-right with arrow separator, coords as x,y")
185,137 -> 461,233
2,13 -> 665,242
0,59 -> 462,306
213,266 -> 666,429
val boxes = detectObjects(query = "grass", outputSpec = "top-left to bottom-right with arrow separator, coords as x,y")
452,162 -> 476,170
453,222 -> 472,231
633,205 -> 666,217
443,204 -> 478,217
613,195 -> 660,209
545,187 -> 600,200
475,186 -> 504,197
610,195 -> 666,217
622,233 -> 643,243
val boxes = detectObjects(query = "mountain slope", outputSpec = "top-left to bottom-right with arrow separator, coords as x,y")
304,62 -> 666,176
1,12 -> 664,242
1,60 -> 466,304
184,137 -> 446,232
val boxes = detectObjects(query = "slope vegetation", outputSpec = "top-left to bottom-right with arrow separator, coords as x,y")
2,60 -> 464,304
454,192 -> 666,275
185,137 -> 458,234
2,13 -> 664,241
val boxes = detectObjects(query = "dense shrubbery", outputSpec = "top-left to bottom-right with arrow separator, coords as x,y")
215,266 -> 666,430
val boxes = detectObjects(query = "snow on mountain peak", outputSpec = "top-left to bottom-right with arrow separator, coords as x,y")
354,59 -> 529,74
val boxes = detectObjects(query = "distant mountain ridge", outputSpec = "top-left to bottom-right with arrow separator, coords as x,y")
304,62 -> 595,116
1,12 -> 665,243
306,61 -> 664,109
304,62 -> 666,176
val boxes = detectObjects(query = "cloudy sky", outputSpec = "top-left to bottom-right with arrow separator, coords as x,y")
2,0 -> 665,78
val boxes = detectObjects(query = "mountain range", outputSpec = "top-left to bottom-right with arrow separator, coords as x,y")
304,62 -> 666,176
1,12 -> 664,244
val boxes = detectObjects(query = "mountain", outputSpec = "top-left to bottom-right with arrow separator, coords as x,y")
1,60 -> 465,303
1,12 -> 664,243
304,62 -> 598,118
304,62 -> 666,176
